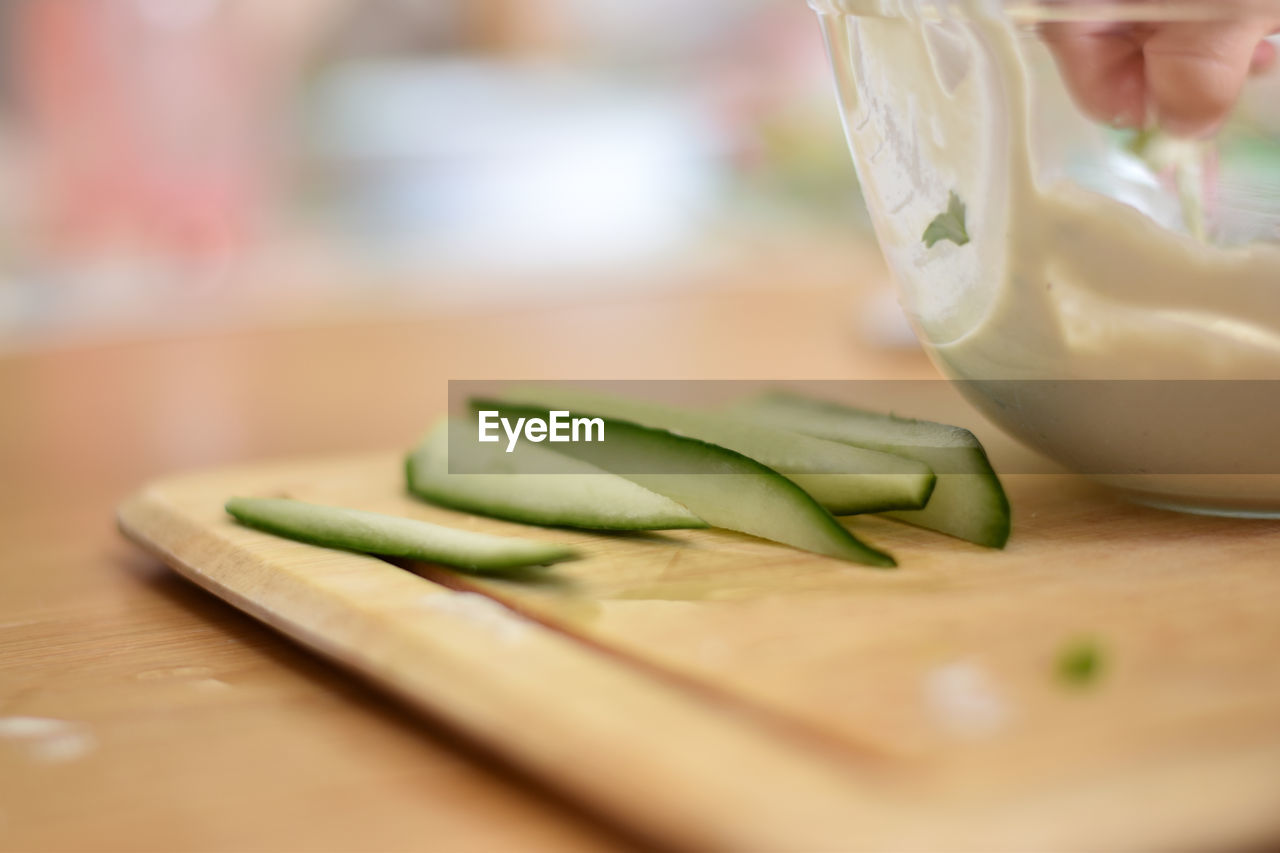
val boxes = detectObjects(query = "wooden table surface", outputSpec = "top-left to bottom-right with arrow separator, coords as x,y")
1,241 -> 929,852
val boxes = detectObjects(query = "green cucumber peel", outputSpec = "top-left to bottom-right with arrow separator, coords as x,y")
495,385 -> 935,515
225,496 -> 577,572
731,391 -> 1010,548
406,419 -> 706,530
471,398 -> 896,568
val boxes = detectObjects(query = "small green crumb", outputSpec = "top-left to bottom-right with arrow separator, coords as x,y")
922,190 -> 970,248
1124,127 -> 1158,159
1056,637 -> 1105,687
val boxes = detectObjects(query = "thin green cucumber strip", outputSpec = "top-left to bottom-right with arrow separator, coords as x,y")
471,399 -> 895,568
496,385 -> 935,514
225,497 -> 578,572
406,419 -> 706,530
732,392 -> 1011,548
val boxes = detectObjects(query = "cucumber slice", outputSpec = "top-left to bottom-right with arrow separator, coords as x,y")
225,497 -> 578,572
731,392 -> 1010,548
496,386 -> 935,515
473,400 -> 896,567
406,419 -> 706,530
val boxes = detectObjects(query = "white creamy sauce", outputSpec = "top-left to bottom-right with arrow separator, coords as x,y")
819,2 -> 1280,508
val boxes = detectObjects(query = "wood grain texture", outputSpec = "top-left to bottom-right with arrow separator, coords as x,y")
118,428 -> 1280,851
11,246 -> 1280,850
2,250 -> 910,853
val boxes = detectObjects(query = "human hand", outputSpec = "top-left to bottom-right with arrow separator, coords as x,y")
1043,17 -> 1279,137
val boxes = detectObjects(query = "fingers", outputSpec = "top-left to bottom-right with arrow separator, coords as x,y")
1143,20 -> 1279,136
1249,37 -> 1276,74
1043,20 -> 1280,138
1041,23 -> 1149,128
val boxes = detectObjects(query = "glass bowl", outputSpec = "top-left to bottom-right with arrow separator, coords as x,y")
810,0 -> 1280,515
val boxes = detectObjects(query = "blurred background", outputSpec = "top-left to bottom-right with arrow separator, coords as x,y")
0,0 -> 886,352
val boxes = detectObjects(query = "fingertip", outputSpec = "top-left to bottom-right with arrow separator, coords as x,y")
1107,69 -> 1149,128
1251,39 -> 1277,74
1041,23 -> 1148,129
1155,111 -> 1225,139
1145,21 -> 1273,138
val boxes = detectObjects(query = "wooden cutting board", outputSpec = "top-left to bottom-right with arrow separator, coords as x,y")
117,397 -> 1280,851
